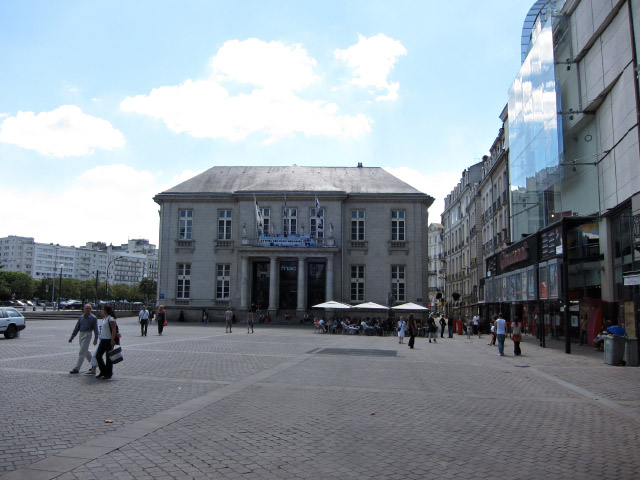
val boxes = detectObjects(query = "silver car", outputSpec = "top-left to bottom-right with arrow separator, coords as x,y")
0,307 -> 26,339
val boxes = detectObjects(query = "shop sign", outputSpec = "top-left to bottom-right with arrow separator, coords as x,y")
624,274 -> 640,286
500,245 -> 529,270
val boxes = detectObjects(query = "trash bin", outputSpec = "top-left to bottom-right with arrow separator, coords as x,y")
604,336 -> 625,365
624,338 -> 639,367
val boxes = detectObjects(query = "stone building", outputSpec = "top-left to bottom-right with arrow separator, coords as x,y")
153,165 -> 434,320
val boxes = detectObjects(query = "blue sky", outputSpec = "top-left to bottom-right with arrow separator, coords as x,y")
0,0 -> 533,247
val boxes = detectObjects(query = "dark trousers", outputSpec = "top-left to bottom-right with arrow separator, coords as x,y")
96,338 -> 113,378
440,326 -> 445,338
514,341 -> 521,356
408,334 -> 415,348
447,325 -> 453,337
140,320 -> 148,336
158,320 -> 164,335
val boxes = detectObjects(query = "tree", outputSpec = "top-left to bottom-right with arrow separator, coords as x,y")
139,278 -> 157,303
0,271 -> 36,300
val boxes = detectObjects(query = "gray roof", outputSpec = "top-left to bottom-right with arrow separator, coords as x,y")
159,166 -> 430,197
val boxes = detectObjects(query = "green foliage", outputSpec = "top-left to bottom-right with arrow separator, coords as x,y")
0,271 -> 36,300
139,278 -> 157,302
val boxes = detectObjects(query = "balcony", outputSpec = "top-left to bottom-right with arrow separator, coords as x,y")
175,239 -> 195,253
388,241 -> 409,254
348,240 -> 368,254
214,240 -> 235,253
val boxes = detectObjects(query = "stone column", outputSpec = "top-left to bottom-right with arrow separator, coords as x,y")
269,256 -> 278,311
297,257 -> 306,312
325,255 -> 334,301
240,256 -> 249,310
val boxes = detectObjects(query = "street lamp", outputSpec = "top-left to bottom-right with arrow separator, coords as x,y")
106,256 -> 123,299
50,244 -> 59,307
57,264 -> 64,310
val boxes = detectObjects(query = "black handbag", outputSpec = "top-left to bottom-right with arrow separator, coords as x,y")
108,346 -> 123,364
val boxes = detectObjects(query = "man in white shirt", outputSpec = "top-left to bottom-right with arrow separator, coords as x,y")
495,313 -> 507,356
139,305 -> 150,336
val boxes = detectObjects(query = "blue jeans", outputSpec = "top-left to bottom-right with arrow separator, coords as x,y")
497,334 -> 506,355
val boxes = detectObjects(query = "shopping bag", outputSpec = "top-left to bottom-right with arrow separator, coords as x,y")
108,346 -> 123,364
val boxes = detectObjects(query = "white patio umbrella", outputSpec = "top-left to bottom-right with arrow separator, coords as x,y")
353,302 -> 388,310
312,300 -> 352,309
392,302 -> 429,311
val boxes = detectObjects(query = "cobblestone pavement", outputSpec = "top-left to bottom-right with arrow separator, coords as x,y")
1,319 -> 639,479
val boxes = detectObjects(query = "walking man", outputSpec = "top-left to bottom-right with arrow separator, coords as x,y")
247,310 -> 254,333
495,313 -> 507,356
68,304 -> 99,374
139,305 -> 150,336
225,306 -> 233,333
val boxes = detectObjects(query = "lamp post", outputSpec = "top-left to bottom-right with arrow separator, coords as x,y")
106,256 -> 123,299
50,244 -> 59,307
57,264 -> 64,310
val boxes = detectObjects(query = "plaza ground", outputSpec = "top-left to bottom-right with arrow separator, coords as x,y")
1,318 -> 639,479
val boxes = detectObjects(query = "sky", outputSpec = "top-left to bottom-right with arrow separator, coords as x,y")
0,0 -> 533,247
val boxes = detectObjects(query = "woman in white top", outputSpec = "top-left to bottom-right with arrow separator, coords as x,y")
397,316 -> 406,344
95,305 -> 118,380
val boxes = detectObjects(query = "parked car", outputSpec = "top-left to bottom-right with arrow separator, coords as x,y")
0,307 -> 26,339
0,300 -> 25,307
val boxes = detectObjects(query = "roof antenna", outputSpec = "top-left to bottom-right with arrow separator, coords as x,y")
357,162 -> 363,168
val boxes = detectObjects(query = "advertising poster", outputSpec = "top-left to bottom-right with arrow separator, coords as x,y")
527,269 -> 536,300
548,263 -> 558,299
539,265 -> 548,299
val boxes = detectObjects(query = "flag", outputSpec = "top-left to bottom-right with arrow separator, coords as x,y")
315,196 -> 323,234
254,195 -> 263,235
284,193 -> 288,236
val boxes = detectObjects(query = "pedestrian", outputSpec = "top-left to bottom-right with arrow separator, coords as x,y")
225,307 -> 233,333
495,313 -> 507,356
202,308 -> 209,326
247,310 -> 254,333
474,314 -> 481,338
466,317 -> 472,338
178,310 -> 185,322
139,304 -> 150,336
285,311 -> 291,324
488,315 -> 497,345
447,316 -> 454,337
427,316 -> 437,343
95,305 -> 119,380
512,318 -> 522,356
407,314 -> 418,349
439,316 -> 446,338
397,316 -> 406,344
157,305 -> 166,335
68,303 -> 99,374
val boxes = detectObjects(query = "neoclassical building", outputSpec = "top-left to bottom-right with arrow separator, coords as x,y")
154,165 -> 434,320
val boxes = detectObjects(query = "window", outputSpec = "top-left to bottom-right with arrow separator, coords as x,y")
310,208 -> 324,238
261,208 -> 270,235
350,265 -> 365,302
391,266 -> 406,302
391,210 -> 405,241
283,208 -> 297,235
218,210 -> 232,240
177,264 -> 191,299
216,264 -> 230,300
351,210 -> 365,241
179,210 -> 193,240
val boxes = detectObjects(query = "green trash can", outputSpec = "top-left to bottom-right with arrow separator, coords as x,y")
604,337 -> 625,365
624,339 -> 639,367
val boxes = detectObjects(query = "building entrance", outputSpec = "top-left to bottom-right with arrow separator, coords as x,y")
279,261 -> 297,310
307,262 -> 326,308
251,261 -> 270,311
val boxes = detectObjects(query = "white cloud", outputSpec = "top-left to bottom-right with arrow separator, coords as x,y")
0,105 -> 126,157
335,34 -> 407,101
0,165 -> 161,246
121,38 -> 373,143
384,166 -> 460,222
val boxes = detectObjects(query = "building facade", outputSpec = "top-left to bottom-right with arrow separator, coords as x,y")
0,236 -> 158,287
427,223 -> 445,311
154,166 -> 434,320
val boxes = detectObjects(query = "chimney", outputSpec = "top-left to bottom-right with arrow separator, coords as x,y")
357,162 -> 363,168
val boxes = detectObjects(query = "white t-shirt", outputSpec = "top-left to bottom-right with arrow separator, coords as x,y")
99,316 -> 115,339
495,318 -> 507,335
